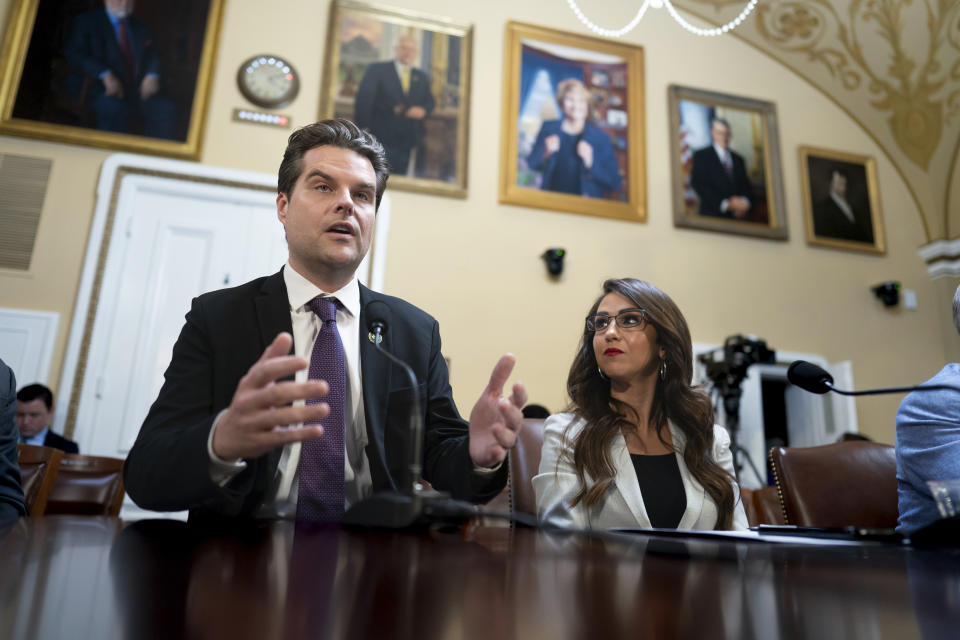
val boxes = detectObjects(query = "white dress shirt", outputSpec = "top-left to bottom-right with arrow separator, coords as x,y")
829,192 -> 856,224
209,263 -> 373,519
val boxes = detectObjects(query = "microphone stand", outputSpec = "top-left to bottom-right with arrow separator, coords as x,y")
341,324 -> 473,529
713,376 -> 765,486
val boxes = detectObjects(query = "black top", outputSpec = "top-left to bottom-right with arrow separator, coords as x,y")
630,452 -> 686,529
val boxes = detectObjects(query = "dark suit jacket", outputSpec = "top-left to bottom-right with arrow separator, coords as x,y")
64,9 -> 161,97
353,61 -> 434,152
812,196 -> 874,244
43,431 -> 79,454
526,120 -> 622,198
690,146 -> 754,217
124,269 -> 506,520
0,359 -> 25,521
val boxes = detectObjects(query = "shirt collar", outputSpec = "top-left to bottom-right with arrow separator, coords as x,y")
24,426 -> 49,446
104,9 -> 123,28
283,262 -> 360,319
713,144 -> 730,161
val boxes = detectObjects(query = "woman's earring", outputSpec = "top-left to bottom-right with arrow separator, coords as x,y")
659,359 -> 667,380
598,366 -> 609,381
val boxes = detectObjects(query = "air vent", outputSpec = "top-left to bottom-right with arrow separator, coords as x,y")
0,154 -> 52,270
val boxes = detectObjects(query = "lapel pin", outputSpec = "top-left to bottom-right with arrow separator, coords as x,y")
368,332 -> 383,345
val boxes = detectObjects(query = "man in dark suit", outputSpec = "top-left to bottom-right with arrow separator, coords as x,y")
124,119 -> 526,521
812,170 -> 874,244
15,384 -> 80,454
0,359 -> 26,522
690,118 -> 754,218
63,0 -> 175,138
353,35 -> 435,176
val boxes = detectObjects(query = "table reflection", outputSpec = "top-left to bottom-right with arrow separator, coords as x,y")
1,517 -> 958,640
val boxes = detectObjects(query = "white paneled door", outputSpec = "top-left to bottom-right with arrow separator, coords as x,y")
76,175 -> 287,456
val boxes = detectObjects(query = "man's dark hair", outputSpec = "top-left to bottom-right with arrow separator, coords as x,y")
521,404 -> 551,419
17,383 -> 53,410
277,118 -> 389,210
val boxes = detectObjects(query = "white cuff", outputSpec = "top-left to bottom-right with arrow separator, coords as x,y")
208,409 -> 246,486
472,459 -> 503,475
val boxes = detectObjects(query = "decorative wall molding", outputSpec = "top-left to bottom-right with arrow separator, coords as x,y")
919,237 -> 960,279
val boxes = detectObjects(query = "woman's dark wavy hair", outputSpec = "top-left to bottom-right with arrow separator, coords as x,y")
563,278 -> 735,529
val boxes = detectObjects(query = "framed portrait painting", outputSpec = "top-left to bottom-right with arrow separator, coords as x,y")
0,0 -> 223,159
320,0 -> 472,198
668,85 -> 787,240
499,22 -> 646,222
799,146 -> 885,254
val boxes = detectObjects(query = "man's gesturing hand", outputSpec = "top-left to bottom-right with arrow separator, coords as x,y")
468,354 -> 528,469
211,333 -> 329,461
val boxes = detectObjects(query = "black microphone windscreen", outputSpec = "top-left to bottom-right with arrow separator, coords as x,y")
365,300 -> 391,333
787,360 -> 835,395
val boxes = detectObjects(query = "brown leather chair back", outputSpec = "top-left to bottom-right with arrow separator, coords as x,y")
17,444 -> 63,516
509,419 -> 546,516
769,441 -> 897,528
45,454 -> 125,517
752,485 -> 786,525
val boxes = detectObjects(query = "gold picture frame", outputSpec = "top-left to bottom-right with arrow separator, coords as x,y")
799,146 -> 885,254
668,85 -> 788,240
498,22 -> 646,222
320,0 -> 472,198
0,0 -> 223,159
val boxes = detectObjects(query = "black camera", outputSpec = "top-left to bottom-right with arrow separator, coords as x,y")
872,281 -> 900,307
700,334 -> 776,387
541,248 -> 566,277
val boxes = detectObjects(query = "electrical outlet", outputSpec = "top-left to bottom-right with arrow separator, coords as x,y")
903,289 -> 918,310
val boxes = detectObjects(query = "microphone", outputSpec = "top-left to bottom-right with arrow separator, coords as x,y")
363,300 -> 423,495
787,360 -> 955,396
786,361 -> 834,394
340,300 -> 477,528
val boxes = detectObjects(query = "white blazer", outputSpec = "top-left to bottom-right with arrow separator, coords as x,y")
532,413 -> 749,531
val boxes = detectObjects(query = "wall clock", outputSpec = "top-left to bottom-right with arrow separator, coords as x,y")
236,54 -> 300,108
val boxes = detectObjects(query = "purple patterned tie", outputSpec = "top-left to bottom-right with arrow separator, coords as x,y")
297,296 -> 345,521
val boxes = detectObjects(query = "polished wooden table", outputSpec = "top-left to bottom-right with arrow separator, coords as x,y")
1,516 -> 958,639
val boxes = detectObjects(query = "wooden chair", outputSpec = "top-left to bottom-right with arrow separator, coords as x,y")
769,441 -> 898,528
44,454 -> 126,517
17,444 -> 63,516
508,418 -> 546,517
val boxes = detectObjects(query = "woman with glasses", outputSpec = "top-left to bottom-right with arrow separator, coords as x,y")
533,278 -> 748,530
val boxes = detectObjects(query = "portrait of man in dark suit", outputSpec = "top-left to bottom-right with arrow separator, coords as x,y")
811,167 -> 874,244
353,35 -> 435,176
62,0 -> 176,138
690,117 -> 754,219
3,0 -> 218,154
323,5 -> 470,192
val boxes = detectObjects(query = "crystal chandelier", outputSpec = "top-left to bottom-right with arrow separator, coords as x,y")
566,0 -> 759,38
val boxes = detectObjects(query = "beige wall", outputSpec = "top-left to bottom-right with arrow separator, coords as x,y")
0,0 -> 951,443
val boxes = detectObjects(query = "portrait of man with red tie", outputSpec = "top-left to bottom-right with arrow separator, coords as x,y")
62,0 -> 176,138
1,0 -> 218,153
124,119 -> 527,523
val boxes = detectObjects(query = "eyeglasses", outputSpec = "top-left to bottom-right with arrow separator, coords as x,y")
585,308 -> 648,333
